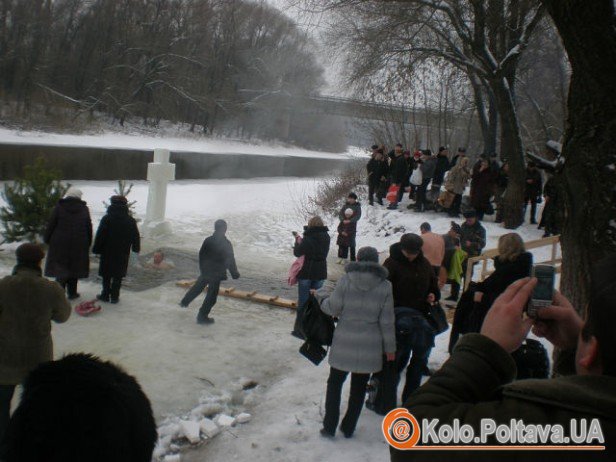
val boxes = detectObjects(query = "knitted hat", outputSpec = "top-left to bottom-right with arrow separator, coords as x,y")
110,195 -> 127,205
463,209 -> 477,219
400,233 -> 423,254
357,247 -> 379,263
65,187 -> 83,199
16,243 -> 45,264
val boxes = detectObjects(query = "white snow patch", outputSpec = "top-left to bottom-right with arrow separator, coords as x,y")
214,414 -> 236,428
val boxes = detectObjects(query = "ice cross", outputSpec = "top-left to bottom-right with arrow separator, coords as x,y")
143,148 -> 176,237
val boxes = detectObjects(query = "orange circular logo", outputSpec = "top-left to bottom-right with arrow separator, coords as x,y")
382,408 -> 421,450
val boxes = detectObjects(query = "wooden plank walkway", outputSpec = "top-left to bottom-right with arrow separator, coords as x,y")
176,280 -> 298,309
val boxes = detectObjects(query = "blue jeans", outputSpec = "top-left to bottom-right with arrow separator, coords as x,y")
394,308 -> 435,404
293,279 -> 324,334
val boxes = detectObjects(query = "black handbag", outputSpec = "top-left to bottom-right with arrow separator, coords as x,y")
426,302 -> 449,335
366,359 -> 397,415
301,294 -> 335,346
299,341 -> 327,366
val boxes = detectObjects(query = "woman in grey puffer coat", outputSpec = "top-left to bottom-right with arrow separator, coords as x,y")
317,247 -> 396,439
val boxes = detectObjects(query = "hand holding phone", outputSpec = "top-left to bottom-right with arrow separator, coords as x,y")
527,265 -> 556,318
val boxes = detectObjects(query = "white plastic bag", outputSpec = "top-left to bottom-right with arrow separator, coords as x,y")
410,167 -> 423,186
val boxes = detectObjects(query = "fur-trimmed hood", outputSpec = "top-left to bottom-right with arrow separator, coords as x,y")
345,261 -> 388,291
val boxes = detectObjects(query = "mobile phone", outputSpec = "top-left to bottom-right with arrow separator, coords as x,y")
528,264 -> 556,317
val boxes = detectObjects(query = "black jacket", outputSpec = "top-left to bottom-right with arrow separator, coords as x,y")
477,252 -> 533,298
92,204 -> 140,278
367,158 -> 388,185
460,221 -> 486,257
390,155 -> 409,185
294,226 -> 330,281
338,202 -> 362,224
383,243 -> 440,312
433,154 -> 451,185
197,231 -> 239,281
525,168 -> 543,198
44,198 -> 92,280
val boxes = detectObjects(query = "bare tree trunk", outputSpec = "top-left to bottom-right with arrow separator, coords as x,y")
541,0 -> 616,318
491,78 -> 526,229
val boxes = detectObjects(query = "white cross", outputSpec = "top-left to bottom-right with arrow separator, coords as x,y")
144,148 -> 176,236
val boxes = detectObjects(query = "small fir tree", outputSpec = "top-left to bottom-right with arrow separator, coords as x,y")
103,180 -> 139,221
0,158 -> 68,243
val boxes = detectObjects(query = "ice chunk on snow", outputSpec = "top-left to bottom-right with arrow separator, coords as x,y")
192,402 -> 224,418
215,414 -> 236,427
164,455 -> 181,462
158,423 -> 181,439
236,412 -> 252,424
199,418 -> 221,438
179,420 -> 201,444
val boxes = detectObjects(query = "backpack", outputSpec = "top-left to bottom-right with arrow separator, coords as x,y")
301,294 -> 335,346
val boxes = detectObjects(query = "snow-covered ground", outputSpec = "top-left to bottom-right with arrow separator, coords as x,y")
0,177 -> 557,461
0,126 -> 365,159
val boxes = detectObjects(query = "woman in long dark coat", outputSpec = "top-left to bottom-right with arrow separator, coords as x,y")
44,188 -> 92,299
291,215 -> 330,339
92,196 -> 140,303
470,159 -> 496,220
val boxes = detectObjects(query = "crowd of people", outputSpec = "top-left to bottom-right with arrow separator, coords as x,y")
0,160 -> 613,460
367,143 -> 560,236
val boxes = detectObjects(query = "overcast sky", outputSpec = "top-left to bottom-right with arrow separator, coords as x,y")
265,0 -> 346,95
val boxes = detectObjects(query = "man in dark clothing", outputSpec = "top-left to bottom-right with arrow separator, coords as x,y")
391,256 -> 616,462
180,219 -> 240,324
415,150 -> 437,212
432,147 -> 451,187
338,193 -> 362,224
367,149 -> 388,205
449,147 -> 466,168
388,147 -> 409,210
524,161 -> 543,224
44,187 -> 92,300
540,175 -> 560,237
92,196 -> 140,304
383,234 -> 440,403
447,210 -> 487,301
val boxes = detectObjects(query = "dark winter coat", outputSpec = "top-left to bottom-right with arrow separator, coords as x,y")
336,220 -> 357,248
525,168 -> 543,198
338,202 -> 362,224
318,262 -> 396,373
294,226 -> 330,281
460,220 -> 486,257
390,155 -> 409,185
44,198 -> 93,280
477,252 -> 533,300
197,231 -> 240,281
463,252 -> 534,338
0,266 -> 71,385
470,167 -> 496,212
392,334 -> 616,462
433,154 -> 451,185
382,243 -> 440,312
420,156 -> 438,179
367,158 -> 388,185
92,204 -> 140,278
442,234 -> 460,270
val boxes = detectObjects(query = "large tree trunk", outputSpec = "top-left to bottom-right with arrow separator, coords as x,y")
541,0 -> 616,318
490,78 -> 526,229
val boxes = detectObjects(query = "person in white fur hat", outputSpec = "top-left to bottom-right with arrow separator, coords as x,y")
336,208 -> 358,264
43,187 -> 92,299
